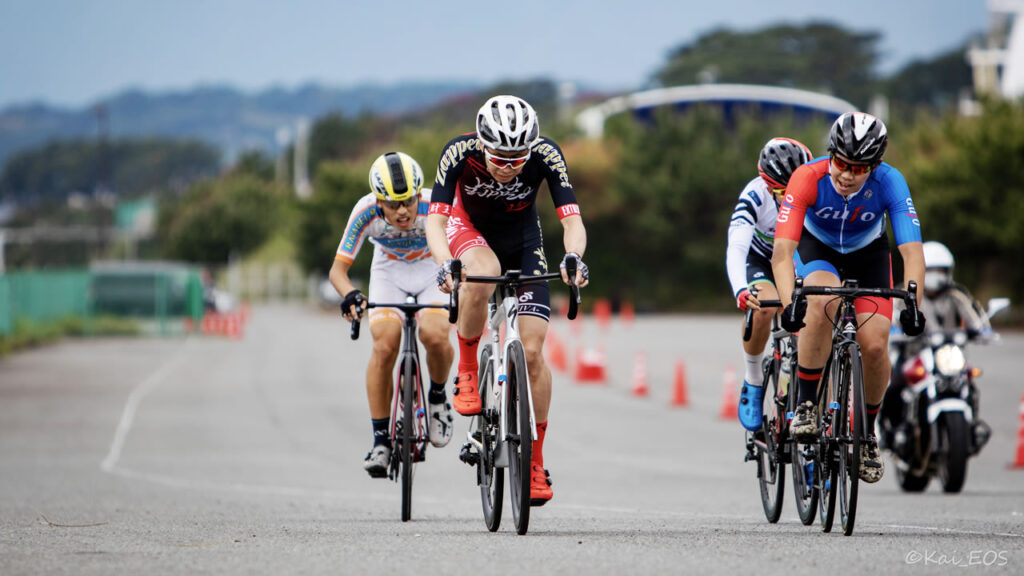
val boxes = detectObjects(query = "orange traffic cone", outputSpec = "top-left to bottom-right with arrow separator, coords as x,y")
719,365 -> 739,420
631,351 -> 650,397
547,328 -> 567,373
671,360 -> 689,407
620,300 -> 635,327
225,313 -> 242,339
594,298 -> 612,330
574,347 -> 607,384
1012,393 -> 1024,469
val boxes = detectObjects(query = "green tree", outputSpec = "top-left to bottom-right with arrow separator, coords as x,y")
883,45 -> 973,113
158,174 -> 283,265
294,161 -> 369,278
655,23 -> 880,108
899,99 -> 1024,304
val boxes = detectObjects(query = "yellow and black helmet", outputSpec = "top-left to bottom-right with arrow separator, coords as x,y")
368,151 -> 423,202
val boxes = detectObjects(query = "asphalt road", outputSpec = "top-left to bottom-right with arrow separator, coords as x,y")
2,303 -> 1022,575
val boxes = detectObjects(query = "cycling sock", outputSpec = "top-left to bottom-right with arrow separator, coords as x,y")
371,417 -> 391,448
428,380 -> 447,404
796,365 -> 824,405
743,352 -> 763,387
866,402 -> 882,435
532,421 -> 547,466
457,334 -> 481,374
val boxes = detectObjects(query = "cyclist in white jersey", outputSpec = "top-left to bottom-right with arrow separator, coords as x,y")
726,137 -> 812,431
330,152 -> 455,478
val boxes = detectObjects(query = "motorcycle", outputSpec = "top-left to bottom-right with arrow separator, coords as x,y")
881,297 -> 1010,493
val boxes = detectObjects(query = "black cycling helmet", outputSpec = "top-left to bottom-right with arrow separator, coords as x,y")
828,112 -> 887,164
758,137 -> 812,189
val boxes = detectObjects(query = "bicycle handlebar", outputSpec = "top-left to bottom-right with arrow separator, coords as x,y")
449,265 -> 581,323
741,285 -> 783,342
785,278 -> 920,333
349,301 -> 450,340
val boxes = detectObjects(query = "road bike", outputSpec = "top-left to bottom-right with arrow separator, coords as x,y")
349,296 -> 455,522
451,259 -> 580,535
742,291 -> 819,526
785,278 -> 920,535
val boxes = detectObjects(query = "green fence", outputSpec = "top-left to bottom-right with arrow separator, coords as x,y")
0,262 -> 204,337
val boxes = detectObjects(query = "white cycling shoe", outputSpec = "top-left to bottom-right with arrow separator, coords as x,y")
428,401 -> 454,448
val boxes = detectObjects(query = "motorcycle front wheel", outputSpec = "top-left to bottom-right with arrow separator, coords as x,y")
937,412 -> 969,493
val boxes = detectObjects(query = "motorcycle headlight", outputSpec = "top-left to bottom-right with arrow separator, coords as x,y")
934,344 -> 966,377
928,332 -> 946,348
952,331 -> 969,346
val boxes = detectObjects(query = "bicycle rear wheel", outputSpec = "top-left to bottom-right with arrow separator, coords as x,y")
788,377 -> 819,525
399,356 -> 416,522
477,344 -> 503,532
506,340 -> 532,535
837,344 -> 863,536
756,358 -> 785,523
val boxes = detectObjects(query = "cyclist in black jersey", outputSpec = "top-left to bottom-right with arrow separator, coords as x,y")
427,95 -> 589,506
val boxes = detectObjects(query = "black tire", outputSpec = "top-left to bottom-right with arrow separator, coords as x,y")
477,344 -> 504,531
836,345 -> 862,536
817,359 -> 837,533
757,358 -> 785,523
506,340 -> 532,535
787,351 -> 819,526
938,412 -> 969,493
896,467 -> 931,492
400,356 -> 415,522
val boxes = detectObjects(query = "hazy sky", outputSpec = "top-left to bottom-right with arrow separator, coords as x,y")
0,0 -> 989,109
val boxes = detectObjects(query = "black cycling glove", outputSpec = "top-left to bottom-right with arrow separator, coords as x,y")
899,308 -> 926,337
340,289 -> 365,317
781,300 -> 807,333
559,252 -> 589,281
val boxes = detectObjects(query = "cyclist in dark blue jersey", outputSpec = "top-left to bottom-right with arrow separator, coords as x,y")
426,95 -> 589,506
771,112 -> 926,483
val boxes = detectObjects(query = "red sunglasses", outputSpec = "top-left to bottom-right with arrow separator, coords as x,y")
830,154 -> 875,175
484,149 -> 530,170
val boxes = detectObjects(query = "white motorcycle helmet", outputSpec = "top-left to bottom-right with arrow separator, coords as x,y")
922,241 -> 954,294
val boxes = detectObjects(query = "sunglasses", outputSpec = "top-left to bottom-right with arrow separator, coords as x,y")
381,196 -> 418,211
770,187 -> 786,197
830,154 -> 875,175
484,149 -> 530,170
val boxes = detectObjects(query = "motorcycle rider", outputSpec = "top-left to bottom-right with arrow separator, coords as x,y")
880,240 -> 993,453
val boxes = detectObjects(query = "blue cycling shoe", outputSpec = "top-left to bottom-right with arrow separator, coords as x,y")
738,382 -> 765,431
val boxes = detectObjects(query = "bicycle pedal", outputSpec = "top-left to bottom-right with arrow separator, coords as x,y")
458,442 -> 479,466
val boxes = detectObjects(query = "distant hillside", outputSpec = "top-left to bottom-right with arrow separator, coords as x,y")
0,81 -> 481,167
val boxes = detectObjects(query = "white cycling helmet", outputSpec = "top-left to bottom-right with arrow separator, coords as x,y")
922,241 -> 954,293
476,95 -> 540,152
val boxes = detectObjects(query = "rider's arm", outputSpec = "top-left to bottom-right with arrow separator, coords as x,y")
897,241 -> 925,303
726,182 -> 761,298
771,166 -> 813,307
560,214 -> 586,259
425,212 -> 452,264
772,238 -> 798,308
329,258 -> 358,301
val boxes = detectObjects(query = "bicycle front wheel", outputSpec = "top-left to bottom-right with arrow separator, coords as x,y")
817,360 -> 837,533
836,344 -> 863,536
399,356 -> 416,522
756,357 -> 785,523
477,343 -> 503,532
506,340 -> 532,535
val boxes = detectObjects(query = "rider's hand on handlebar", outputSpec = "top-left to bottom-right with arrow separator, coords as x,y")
781,300 -> 807,333
435,258 -> 460,294
559,253 -> 589,288
899,308 -> 926,337
340,289 -> 366,320
736,288 -> 759,312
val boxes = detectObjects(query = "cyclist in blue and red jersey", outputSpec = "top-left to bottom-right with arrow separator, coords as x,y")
771,112 -> 926,483
427,95 -> 589,506
727,137 -> 812,431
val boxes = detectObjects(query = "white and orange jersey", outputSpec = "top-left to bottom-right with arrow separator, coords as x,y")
335,189 -> 433,265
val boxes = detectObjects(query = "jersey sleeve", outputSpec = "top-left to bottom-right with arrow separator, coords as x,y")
428,135 -> 470,218
879,166 -> 922,245
775,164 -> 817,242
335,195 -> 379,263
533,138 -> 581,219
725,188 -> 758,296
